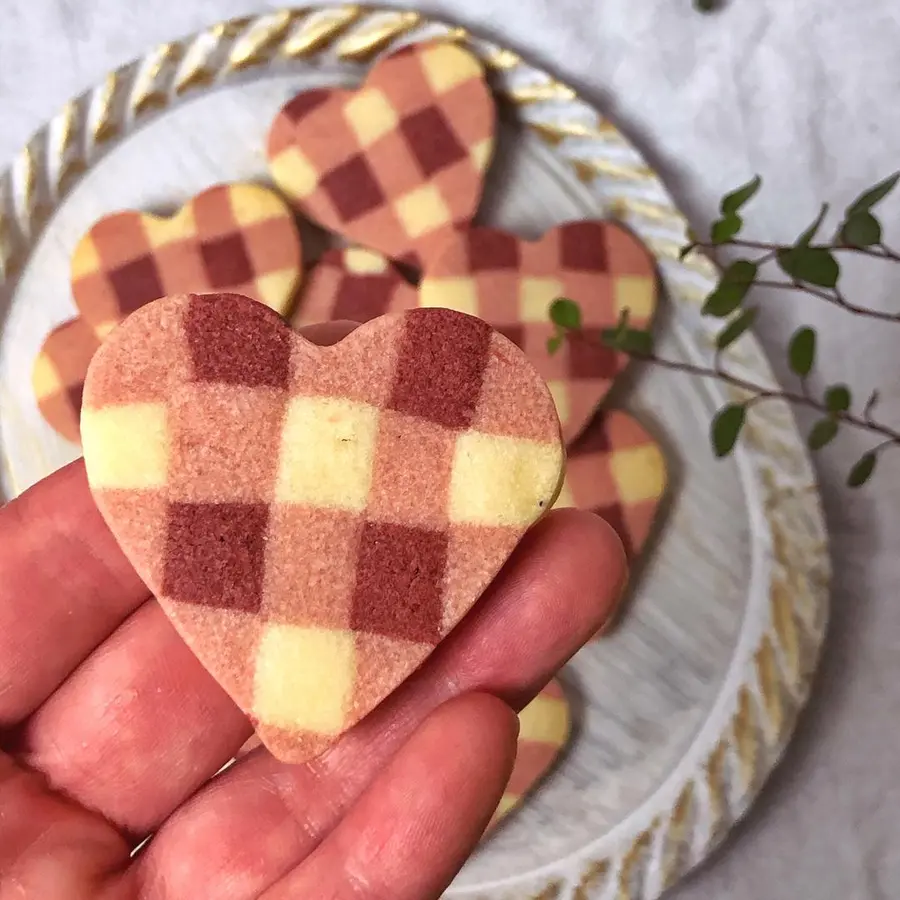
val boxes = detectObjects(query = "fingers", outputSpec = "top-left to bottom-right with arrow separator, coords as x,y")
260,694 -> 518,900
0,461 -> 150,730
0,750 -> 129,899
19,601 -> 251,837
131,510 -> 625,898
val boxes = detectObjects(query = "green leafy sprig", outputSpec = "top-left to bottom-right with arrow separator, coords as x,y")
547,171 -> 900,487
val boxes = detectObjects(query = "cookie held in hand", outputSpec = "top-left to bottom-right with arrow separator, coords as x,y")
268,40 -> 495,269
419,222 -> 659,443
81,294 -> 564,764
72,183 -> 303,335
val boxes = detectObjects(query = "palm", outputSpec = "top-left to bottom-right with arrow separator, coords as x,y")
0,426 -> 623,898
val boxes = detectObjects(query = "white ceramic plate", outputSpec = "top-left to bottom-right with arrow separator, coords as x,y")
0,8 -> 829,899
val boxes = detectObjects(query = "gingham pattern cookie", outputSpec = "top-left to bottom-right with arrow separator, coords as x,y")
555,409 -> 667,561
490,677 -> 571,831
268,40 -> 495,269
72,183 -> 303,335
292,247 -> 417,329
419,223 -> 659,443
32,316 -> 103,443
81,294 -> 563,764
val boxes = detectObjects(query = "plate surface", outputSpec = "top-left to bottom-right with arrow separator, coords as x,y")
0,8 -> 830,899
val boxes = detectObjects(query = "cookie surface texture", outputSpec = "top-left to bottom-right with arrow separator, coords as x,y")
72,183 -> 303,334
554,409 -> 666,561
490,677 -> 571,830
267,40 -> 495,269
292,247 -> 417,329
419,223 -> 659,443
81,294 -> 564,764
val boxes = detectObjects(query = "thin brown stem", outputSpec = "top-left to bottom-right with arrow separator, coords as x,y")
699,237 -> 900,263
627,351 -> 900,444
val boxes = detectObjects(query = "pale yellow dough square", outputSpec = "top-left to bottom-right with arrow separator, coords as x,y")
32,355 -> 62,398
344,247 -> 389,275
270,147 -> 320,201
614,275 -> 656,320
253,269 -> 299,313
230,184 -> 286,226
253,625 -> 356,734
517,694 -> 569,743
344,88 -> 399,147
143,206 -> 197,249
395,185 -> 451,240
419,277 -> 480,316
275,397 -> 379,510
82,403 -> 168,489
71,235 -> 101,280
520,278 -> 565,323
610,444 -> 666,504
449,432 -> 563,527
421,44 -> 483,94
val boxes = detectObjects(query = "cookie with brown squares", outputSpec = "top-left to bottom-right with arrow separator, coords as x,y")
554,409 -> 667,563
489,677 -> 571,831
267,40 -> 495,270
419,222 -> 659,444
81,293 -> 564,764
71,183 -> 303,336
292,247 -> 417,329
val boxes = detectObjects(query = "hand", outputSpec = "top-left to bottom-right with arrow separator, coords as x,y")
0,323 -> 626,900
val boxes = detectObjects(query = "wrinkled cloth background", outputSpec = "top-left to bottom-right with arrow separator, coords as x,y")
2,1 -> 899,897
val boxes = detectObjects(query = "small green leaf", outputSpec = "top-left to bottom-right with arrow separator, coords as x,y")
808,418 -> 839,450
841,211 -> 882,248
702,260 -> 758,317
848,451 -> 878,488
777,246 -> 840,288
617,329 -> 655,356
546,334 -> 563,355
721,175 -> 762,216
694,0 -> 721,10
794,203 -> 829,249
711,404 -> 746,458
549,297 -> 582,331
716,307 -> 758,350
824,384 -> 852,413
847,171 -> 900,216
679,242 -> 698,261
788,327 -> 817,376
711,214 -> 743,244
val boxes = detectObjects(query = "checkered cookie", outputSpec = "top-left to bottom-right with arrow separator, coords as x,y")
72,183 -> 303,336
268,40 -> 495,270
419,222 -> 659,444
490,677 -> 571,831
32,316 -> 103,443
292,247 -> 417,329
81,294 -> 563,764
555,409 -> 667,562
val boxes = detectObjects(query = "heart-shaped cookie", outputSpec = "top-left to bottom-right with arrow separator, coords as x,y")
267,40 -> 495,269
33,317 -> 103,443
419,223 -> 659,443
292,247 -> 417,329
489,677 -> 571,831
72,183 -> 303,335
81,294 -> 563,763
554,409 -> 667,562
